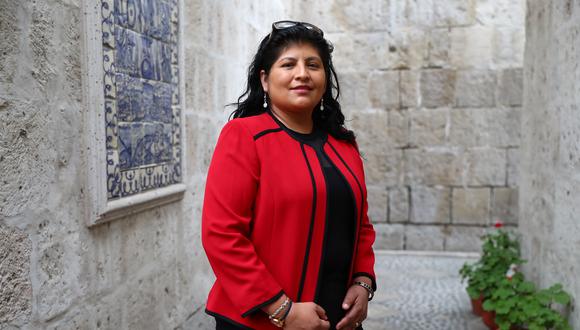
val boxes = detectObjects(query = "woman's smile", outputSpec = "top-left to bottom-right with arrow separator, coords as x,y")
290,85 -> 313,94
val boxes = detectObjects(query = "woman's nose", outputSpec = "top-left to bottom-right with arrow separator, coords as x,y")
295,63 -> 309,79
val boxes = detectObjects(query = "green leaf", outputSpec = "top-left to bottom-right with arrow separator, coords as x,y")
529,324 -> 542,330
554,291 -> 571,305
482,299 -> 495,311
496,288 -> 513,299
522,300 -> 541,316
518,281 -> 536,293
495,304 -> 510,314
467,287 -> 481,299
536,291 -> 551,305
550,283 -> 563,291
498,321 -> 511,330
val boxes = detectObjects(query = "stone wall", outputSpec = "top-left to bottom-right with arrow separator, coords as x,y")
0,0 -> 527,329
290,0 -> 525,252
520,0 -> 580,327
0,0 -> 287,328
180,0 -> 291,326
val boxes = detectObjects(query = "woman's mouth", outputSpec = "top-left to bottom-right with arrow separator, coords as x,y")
291,86 -> 313,93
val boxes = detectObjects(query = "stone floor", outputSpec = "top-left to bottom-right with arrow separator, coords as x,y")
364,250 -> 488,330
190,250 -> 489,330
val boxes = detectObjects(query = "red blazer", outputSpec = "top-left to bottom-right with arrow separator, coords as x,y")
202,112 -> 376,329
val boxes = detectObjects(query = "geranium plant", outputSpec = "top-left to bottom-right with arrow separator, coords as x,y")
460,221 -> 525,300
483,270 -> 572,330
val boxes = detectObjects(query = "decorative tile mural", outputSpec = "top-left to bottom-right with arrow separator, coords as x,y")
101,0 -> 181,199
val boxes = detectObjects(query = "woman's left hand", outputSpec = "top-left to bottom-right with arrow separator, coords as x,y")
335,282 -> 369,330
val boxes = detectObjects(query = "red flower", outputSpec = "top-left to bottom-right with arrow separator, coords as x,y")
494,220 -> 503,228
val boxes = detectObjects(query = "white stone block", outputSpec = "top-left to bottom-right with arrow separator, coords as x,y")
368,70 -> 400,109
428,28 -> 451,67
420,69 -> 457,108
507,148 -> 520,187
465,147 -> 507,186
361,148 -> 404,187
445,226 -> 486,252
493,28 -> 525,68
391,27 -> 430,69
405,225 -> 446,251
409,108 -> 448,147
385,0 -> 435,31
492,187 -> 518,226
290,0 -> 389,33
351,109 -> 409,149
404,148 -> 465,186
339,71 -> 370,111
389,186 -> 410,223
498,68 -> 523,106
433,0 -> 476,27
475,0 -> 525,28
400,70 -> 420,108
0,225 -> 32,324
454,70 -> 497,108
410,185 -> 451,224
373,223 -> 406,250
449,108 -> 521,148
450,26 -> 494,69
329,32 -> 399,72
367,185 -> 388,223
452,188 -> 491,225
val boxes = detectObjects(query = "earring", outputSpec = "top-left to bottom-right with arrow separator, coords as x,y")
263,93 -> 268,108
320,98 -> 324,111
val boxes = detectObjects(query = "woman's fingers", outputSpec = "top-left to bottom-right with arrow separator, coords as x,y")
341,286 -> 358,310
336,286 -> 369,330
285,302 -> 331,329
314,303 -> 328,320
335,301 -> 362,329
318,319 -> 331,329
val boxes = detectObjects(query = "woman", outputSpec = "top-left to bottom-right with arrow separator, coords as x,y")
202,21 -> 377,330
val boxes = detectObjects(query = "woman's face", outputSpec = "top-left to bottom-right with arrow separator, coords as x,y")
260,42 -> 326,115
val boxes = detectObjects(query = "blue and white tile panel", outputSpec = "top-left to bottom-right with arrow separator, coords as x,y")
102,0 -> 181,200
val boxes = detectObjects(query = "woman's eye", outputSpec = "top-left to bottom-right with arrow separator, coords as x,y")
281,63 -> 294,68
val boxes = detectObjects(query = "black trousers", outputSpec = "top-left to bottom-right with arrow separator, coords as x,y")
215,317 -> 244,330
214,316 -> 364,330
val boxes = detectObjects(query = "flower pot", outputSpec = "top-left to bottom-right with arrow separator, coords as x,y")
481,310 -> 498,330
471,294 -> 484,316
480,311 -> 524,330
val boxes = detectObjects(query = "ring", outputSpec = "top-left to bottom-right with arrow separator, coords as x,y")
354,321 -> 361,328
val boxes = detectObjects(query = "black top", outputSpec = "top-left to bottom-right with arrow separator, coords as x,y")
214,125 -> 357,330
287,127 -> 356,330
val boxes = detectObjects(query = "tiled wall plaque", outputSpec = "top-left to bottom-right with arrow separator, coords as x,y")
103,0 -> 181,199
82,0 -> 184,225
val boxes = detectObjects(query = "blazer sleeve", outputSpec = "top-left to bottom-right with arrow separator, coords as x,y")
352,153 -> 378,292
201,120 -> 284,317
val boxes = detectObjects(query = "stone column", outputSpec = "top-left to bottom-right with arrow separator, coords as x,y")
520,0 -> 580,327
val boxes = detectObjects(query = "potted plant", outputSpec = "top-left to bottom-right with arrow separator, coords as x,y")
459,262 -> 497,316
460,222 -> 525,315
483,270 -> 572,330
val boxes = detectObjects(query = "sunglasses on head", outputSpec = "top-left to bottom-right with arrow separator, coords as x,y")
267,20 -> 324,41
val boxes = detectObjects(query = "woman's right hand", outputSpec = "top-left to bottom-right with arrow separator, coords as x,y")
284,302 -> 330,330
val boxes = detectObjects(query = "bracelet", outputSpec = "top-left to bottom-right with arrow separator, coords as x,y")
280,300 -> 293,321
354,281 -> 374,301
269,297 -> 291,327
270,297 -> 290,319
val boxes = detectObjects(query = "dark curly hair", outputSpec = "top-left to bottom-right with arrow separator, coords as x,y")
229,23 -> 356,144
